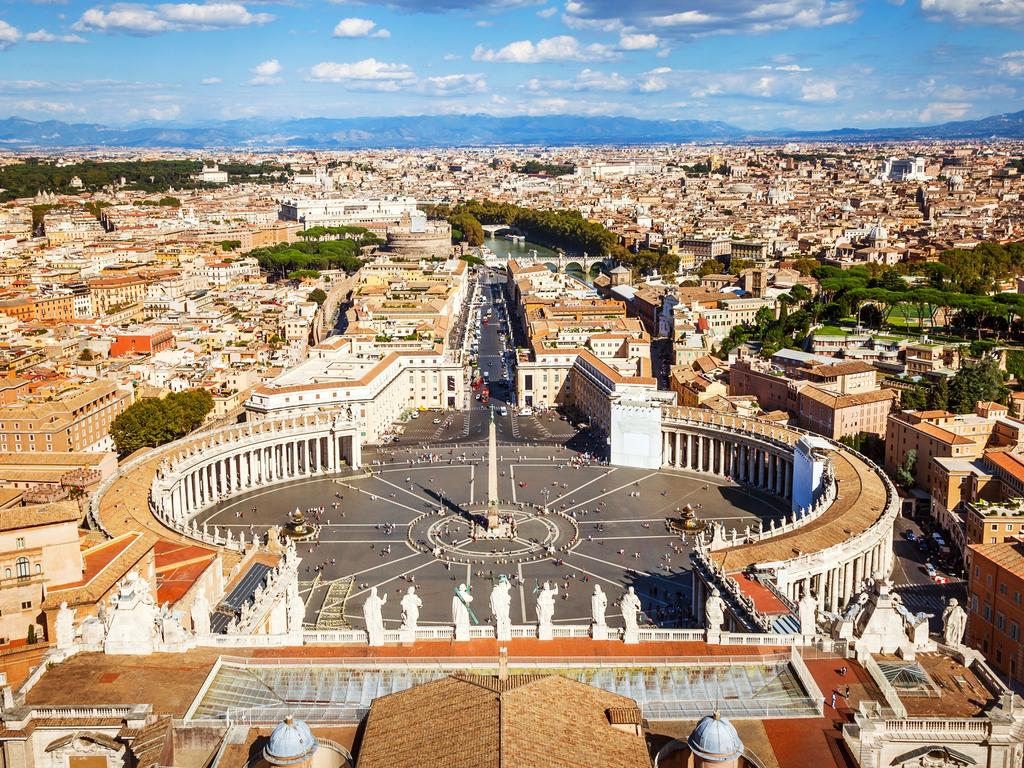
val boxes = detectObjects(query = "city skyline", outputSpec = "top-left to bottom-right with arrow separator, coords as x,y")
1,1 -> 1024,130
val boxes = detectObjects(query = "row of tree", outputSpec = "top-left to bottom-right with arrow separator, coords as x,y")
0,159 -> 287,202
110,389 -> 214,458
249,236 -> 372,280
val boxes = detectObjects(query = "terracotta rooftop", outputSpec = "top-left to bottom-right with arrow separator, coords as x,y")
356,674 -> 652,768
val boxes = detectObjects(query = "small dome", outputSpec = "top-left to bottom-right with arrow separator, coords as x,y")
687,712 -> 743,763
263,716 -> 317,766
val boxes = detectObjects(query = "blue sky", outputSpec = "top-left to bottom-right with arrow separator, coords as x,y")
0,0 -> 1022,129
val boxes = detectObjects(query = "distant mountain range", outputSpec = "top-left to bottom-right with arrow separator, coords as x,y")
1,108 -> 1023,149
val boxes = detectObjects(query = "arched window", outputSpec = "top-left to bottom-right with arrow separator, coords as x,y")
35,563 -> 41,574
16,557 -> 29,579
4,568 -> 10,579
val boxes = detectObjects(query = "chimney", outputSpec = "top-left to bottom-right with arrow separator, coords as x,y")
498,647 -> 508,682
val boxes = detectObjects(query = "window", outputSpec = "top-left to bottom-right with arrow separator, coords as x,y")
997,612 -> 1006,631
15,557 -> 29,579
20,601 -> 30,610
15,537 -> 24,549
1011,622 -> 1020,641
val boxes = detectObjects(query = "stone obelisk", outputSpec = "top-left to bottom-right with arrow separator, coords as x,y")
487,407 -> 499,530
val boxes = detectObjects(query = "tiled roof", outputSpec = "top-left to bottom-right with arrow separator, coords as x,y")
356,674 -> 652,768
0,500 -> 79,533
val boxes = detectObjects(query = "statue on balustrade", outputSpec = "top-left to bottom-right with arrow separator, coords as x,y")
191,590 -> 211,636
401,587 -> 422,633
535,581 -> 558,629
363,586 -> 387,645
55,602 -> 76,650
591,584 -> 607,627
942,598 -> 967,647
705,588 -> 725,633
452,583 -> 473,640
619,587 -> 642,633
489,575 -> 512,641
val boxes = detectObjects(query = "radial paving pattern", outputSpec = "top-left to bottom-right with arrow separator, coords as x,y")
199,443 -> 791,631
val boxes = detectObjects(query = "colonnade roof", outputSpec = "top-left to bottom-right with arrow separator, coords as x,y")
711,448 -> 888,572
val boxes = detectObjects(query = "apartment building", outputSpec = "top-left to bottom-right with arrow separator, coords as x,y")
0,294 -> 75,324
967,538 -> 1024,686
0,501 -> 82,647
0,380 -> 134,454
885,407 -> 1024,493
86,275 -> 147,316
729,357 -> 897,440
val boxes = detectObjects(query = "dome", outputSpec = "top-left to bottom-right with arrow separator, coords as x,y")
263,716 -> 318,766
687,712 -> 743,763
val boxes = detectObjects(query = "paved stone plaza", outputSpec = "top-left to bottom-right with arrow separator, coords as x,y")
199,442 -> 790,631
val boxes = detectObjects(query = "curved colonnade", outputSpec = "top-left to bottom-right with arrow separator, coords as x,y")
89,413 -> 361,549
660,408 -> 899,630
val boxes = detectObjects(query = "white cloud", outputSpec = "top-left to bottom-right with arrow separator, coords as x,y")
537,6 -> 557,17
0,20 -> 22,50
800,79 -> 838,101
9,100 -> 86,115
561,0 -> 858,39
619,31 -> 659,49
918,101 -> 972,122
921,0 -> 1024,25
332,17 -> 390,38
25,29 -> 87,42
420,73 -> 487,94
128,103 -> 181,120
443,53 -> 461,60
309,58 -> 416,87
249,58 -> 282,85
475,19 -> 494,27
993,49 -> 1024,77
522,68 -> 633,92
201,76 -> 223,85
73,3 -> 273,35
472,35 -> 618,63
776,63 -> 812,72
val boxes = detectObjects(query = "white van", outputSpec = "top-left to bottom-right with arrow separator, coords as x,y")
520,407 -> 533,417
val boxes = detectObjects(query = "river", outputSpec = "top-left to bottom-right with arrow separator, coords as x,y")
481,235 -> 591,283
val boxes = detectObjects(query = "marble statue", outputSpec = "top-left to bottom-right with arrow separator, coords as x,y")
104,571 -> 158,655
286,581 -> 304,635
798,590 -> 817,636
401,587 -> 423,633
55,601 -> 76,650
191,591 -> 211,636
705,588 -> 725,634
536,581 -> 558,639
363,587 -> 387,646
942,598 -> 967,647
620,586 -> 643,644
452,583 -> 473,641
489,576 -> 512,642
591,584 -> 608,627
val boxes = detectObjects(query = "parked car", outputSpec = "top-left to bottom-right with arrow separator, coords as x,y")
925,562 -> 937,578
520,407 -> 534,417
904,530 -> 917,542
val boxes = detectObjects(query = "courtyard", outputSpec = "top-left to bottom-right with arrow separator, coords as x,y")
198,442 -> 791,632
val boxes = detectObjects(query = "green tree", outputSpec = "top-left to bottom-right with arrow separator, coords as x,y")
900,384 -> 928,410
449,212 -> 484,246
926,378 -> 949,411
110,389 -> 214,457
698,259 -> 726,277
948,358 -> 1009,413
896,449 -> 917,488
308,288 -> 327,307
